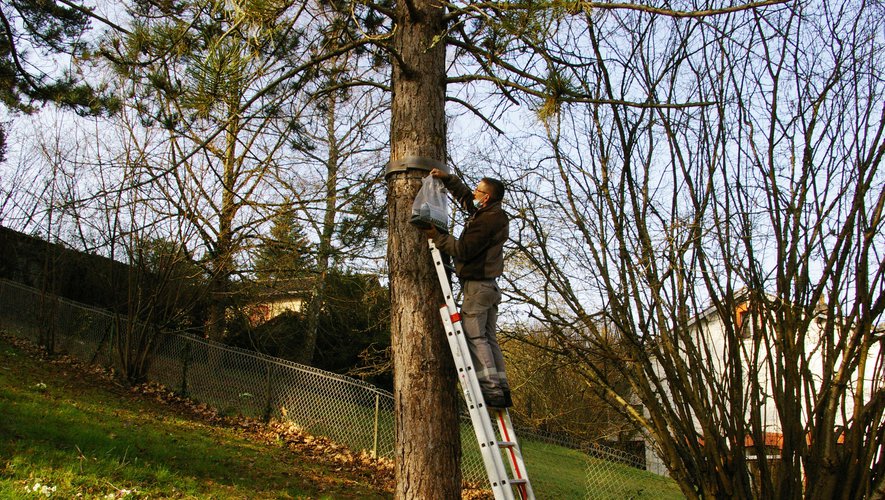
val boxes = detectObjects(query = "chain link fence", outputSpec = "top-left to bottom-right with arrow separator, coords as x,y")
583,443 -> 683,499
0,278 -> 491,482
0,278 -> 681,498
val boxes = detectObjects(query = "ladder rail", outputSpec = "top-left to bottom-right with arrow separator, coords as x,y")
429,239 -> 535,500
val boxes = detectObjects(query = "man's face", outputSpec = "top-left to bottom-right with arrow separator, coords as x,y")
474,182 -> 491,207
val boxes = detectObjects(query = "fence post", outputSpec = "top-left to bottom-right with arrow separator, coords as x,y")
372,392 -> 380,458
180,339 -> 191,396
91,316 -> 110,365
263,360 -> 274,423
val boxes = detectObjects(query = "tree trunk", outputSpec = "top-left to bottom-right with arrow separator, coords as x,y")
388,0 -> 461,497
301,92 -> 340,364
206,105 -> 240,342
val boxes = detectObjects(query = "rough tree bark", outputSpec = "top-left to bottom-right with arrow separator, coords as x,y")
388,0 -> 461,497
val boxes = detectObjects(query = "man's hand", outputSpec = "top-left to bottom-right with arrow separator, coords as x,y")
429,168 -> 448,180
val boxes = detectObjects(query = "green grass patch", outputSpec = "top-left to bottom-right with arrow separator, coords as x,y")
0,336 -> 390,499
0,330 -> 684,499
521,440 -> 684,499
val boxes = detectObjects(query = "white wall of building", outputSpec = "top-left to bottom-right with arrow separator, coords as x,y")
643,301 -> 883,475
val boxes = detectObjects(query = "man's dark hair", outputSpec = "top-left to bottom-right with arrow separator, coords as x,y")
481,177 -> 506,202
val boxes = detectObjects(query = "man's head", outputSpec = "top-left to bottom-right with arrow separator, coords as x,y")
475,177 -> 505,207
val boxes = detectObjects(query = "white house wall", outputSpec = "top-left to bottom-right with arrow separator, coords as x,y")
644,308 -> 883,476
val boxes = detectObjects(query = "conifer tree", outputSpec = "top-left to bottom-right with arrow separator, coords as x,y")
254,205 -> 313,284
0,0 -> 116,158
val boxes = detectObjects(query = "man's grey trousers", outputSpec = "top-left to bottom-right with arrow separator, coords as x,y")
461,279 -> 509,401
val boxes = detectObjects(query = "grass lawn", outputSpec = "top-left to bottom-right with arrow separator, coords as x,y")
522,440 -> 684,499
0,334 -> 391,499
0,328 -> 684,499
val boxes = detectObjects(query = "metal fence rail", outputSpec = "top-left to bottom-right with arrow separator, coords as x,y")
0,278 -> 681,497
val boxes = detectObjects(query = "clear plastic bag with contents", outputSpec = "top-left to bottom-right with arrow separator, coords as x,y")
410,175 -> 448,232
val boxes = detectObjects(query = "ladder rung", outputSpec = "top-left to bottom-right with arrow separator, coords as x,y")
497,440 -> 517,448
508,479 -> 528,486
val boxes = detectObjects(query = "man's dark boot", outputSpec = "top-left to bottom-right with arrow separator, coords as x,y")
486,391 -> 512,409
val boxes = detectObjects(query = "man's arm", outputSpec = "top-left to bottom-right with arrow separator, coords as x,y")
431,215 -> 495,262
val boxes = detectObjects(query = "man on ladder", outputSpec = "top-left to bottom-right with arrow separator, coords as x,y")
421,168 -> 512,409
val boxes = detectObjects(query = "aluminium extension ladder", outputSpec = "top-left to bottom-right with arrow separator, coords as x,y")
428,239 -> 535,500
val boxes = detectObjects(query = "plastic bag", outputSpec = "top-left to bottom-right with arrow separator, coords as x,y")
410,175 -> 448,232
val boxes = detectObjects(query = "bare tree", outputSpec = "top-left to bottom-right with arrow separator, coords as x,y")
273,32 -> 389,364
503,323 -> 634,444
497,2 -> 884,498
103,0 -> 325,340
17,105 -> 210,381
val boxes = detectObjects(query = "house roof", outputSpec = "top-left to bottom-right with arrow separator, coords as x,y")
238,277 -> 315,302
694,431 -> 846,452
743,431 -> 845,450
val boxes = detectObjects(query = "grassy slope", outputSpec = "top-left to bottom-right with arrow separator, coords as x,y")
0,331 -> 684,499
522,441 -> 684,499
0,334 -> 392,499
